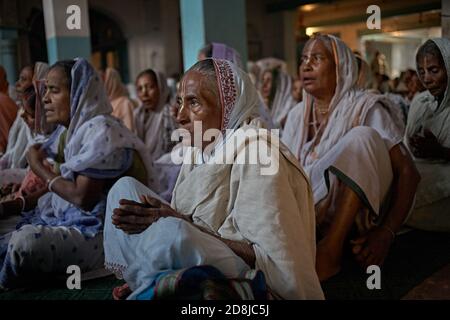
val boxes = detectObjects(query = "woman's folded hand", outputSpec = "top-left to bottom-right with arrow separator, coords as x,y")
112,196 -> 184,234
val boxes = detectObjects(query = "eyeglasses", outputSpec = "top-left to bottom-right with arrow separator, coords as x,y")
299,54 -> 327,66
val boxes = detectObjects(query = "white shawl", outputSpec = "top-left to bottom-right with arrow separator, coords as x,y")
134,71 -> 176,162
283,35 -> 403,167
405,38 -> 450,208
406,38 -> 450,149
171,59 -> 323,299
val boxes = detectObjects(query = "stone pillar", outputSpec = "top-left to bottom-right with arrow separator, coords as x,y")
179,0 -> 248,71
0,29 -> 18,86
42,0 -> 91,64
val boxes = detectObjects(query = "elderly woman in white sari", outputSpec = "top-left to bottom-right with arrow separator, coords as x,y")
104,58 -> 323,300
134,69 -> 176,163
0,58 -> 151,289
133,69 -> 178,197
282,34 -> 420,281
405,38 -> 450,231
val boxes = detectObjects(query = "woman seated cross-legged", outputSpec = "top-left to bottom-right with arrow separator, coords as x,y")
104,58 -> 324,300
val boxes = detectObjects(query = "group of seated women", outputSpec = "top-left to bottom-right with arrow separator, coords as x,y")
0,35 -> 448,300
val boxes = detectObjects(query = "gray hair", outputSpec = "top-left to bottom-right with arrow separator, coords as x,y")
416,40 -> 444,67
184,59 -> 220,108
304,33 -> 334,58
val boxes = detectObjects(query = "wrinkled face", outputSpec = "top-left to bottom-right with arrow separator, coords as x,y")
15,66 -> 33,95
261,71 -> 273,100
43,67 -> 71,127
20,96 -> 35,130
176,71 -> 222,150
136,73 -> 160,111
292,79 -> 303,102
299,39 -> 336,99
417,53 -> 447,99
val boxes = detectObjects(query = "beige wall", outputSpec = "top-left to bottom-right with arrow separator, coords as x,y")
89,0 -> 182,82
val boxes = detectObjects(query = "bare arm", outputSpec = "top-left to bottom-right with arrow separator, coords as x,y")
27,145 -> 106,211
382,143 -> 420,233
353,143 -> 420,267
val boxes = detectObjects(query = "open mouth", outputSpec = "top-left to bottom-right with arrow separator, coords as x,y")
302,78 -> 315,85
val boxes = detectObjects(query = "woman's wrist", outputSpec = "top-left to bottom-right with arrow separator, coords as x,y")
47,175 -> 63,192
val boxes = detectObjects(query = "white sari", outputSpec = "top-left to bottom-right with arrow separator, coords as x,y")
405,38 -> 450,231
133,71 -> 176,163
104,59 -> 323,300
282,35 -> 404,226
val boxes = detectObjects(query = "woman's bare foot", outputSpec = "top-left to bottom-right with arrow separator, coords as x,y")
315,240 -> 342,282
112,283 -> 132,300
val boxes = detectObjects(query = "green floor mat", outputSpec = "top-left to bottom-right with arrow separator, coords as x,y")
0,276 -> 124,300
0,230 -> 449,300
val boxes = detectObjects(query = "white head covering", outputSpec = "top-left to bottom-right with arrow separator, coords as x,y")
406,38 -> 450,149
270,69 -> 295,128
212,59 -> 259,131
0,62 -> 49,169
292,35 -> 403,165
133,70 -> 174,163
104,68 -> 129,101
33,62 -> 54,136
44,58 -> 152,183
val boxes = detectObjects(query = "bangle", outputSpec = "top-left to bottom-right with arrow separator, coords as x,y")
381,225 -> 395,240
17,195 -> 26,212
47,176 -> 63,193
